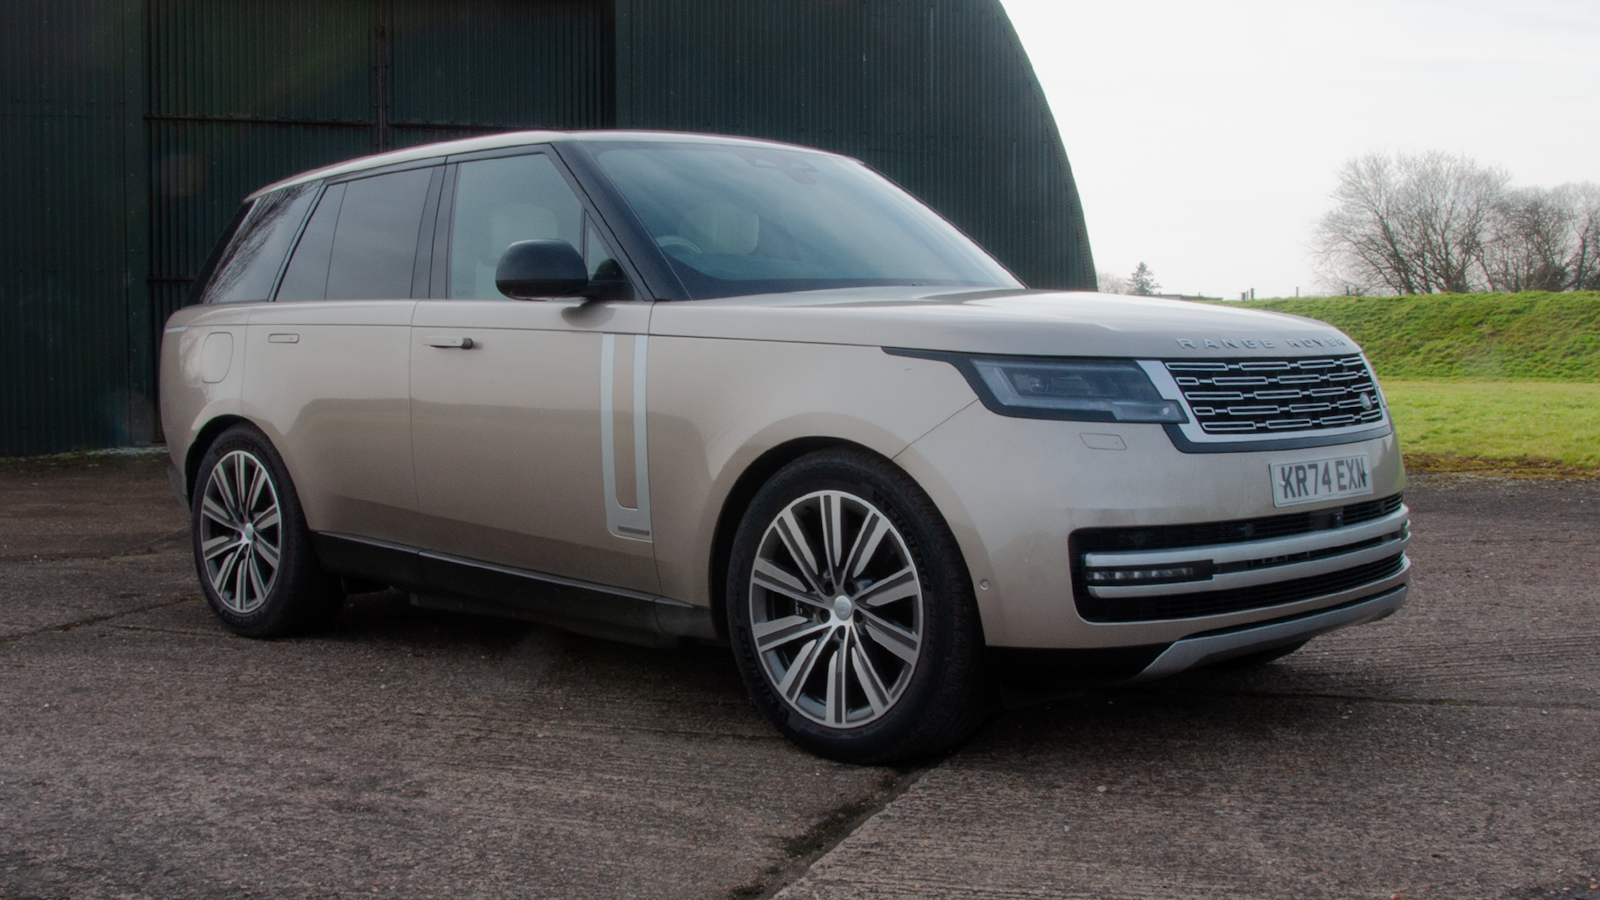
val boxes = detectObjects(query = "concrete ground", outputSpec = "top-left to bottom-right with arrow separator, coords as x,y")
1,456 -> 1596,899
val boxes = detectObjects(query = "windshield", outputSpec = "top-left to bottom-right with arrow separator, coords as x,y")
590,142 -> 1020,299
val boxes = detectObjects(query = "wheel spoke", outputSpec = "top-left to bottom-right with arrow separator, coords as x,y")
212,543 -> 243,585
824,637 -> 847,726
252,538 -> 280,571
752,560 -> 829,610
821,492 -> 845,579
854,565 -> 918,608
843,511 -> 888,580
202,533 -> 242,561
212,464 -> 241,521
754,615 -> 833,653
201,496 -> 239,530
777,635 -> 830,702
848,629 -> 891,717
859,609 -> 921,666
232,457 -> 250,523
774,510 -> 827,595
232,547 -> 250,608
247,550 -> 270,602
245,461 -> 269,513
253,507 -> 280,531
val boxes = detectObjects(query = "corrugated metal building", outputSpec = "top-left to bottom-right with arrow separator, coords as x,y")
1,0 -> 1094,456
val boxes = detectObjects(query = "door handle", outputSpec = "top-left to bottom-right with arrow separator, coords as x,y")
423,336 -> 475,349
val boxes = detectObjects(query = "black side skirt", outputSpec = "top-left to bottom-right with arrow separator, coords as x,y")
312,532 -> 720,647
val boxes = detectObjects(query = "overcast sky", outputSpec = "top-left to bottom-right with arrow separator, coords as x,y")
999,0 -> 1600,298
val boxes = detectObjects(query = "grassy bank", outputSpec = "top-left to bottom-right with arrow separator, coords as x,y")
1383,380 -> 1600,474
1228,291 -> 1600,381
1210,292 -> 1600,476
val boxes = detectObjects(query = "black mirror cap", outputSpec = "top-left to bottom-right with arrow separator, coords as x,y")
495,239 -> 589,300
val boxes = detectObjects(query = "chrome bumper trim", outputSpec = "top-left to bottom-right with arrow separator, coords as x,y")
1083,506 -> 1409,570
1088,531 -> 1409,598
1127,582 -> 1408,683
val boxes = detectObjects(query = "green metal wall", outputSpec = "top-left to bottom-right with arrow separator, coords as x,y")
144,0 -> 613,428
1,0 -> 1092,456
613,0 -> 1095,292
1,0 -> 145,454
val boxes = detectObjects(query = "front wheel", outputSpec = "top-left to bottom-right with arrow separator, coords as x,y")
726,448 -> 990,763
191,424 -> 343,638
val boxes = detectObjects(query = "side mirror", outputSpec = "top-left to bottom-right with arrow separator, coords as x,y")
495,239 -> 589,300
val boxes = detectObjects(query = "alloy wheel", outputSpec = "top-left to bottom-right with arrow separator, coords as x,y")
747,490 -> 924,729
198,449 -> 283,615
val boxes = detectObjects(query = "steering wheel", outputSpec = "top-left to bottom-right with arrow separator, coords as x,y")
656,235 -> 703,255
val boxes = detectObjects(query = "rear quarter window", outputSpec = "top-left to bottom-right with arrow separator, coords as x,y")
201,183 -> 318,304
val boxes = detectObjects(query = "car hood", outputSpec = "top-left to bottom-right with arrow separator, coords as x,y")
647,287 -> 1360,359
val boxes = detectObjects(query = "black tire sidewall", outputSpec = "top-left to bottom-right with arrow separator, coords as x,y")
726,449 -> 986,763
191,424 -> 338,638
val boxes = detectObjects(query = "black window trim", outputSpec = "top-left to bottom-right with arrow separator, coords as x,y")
431,145 -> 652,303
266,180 -> 328,304
551,141 -> 690,302
270,162 -> 448,303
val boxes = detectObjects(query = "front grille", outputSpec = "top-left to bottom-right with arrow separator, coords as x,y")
1074,554 -> 1406,623
1165,356 -> 1385,435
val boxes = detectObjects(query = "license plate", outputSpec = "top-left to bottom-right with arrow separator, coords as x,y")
1270,453 -> 1373,507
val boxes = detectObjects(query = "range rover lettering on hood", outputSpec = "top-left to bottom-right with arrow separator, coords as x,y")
1174,336 -> 1352,350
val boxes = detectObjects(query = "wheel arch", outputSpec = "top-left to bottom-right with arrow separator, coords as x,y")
706,436 -> 980,646
183,414 -> 251,503
707,436 -> 850,641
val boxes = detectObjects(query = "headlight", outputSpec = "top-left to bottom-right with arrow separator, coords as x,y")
886,349 -> 1187,423
971,358 -> 1185,422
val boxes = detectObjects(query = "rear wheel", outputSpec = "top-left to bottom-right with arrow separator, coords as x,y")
727,448 -> 990,763
191,424 -> 343,638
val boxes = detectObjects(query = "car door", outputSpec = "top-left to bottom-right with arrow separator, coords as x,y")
409,149 -> 658,593
242,163 -> 441,545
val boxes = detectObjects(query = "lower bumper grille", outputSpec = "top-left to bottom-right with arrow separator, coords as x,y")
1073,553 -> 1406,623
1069,494 -> 1410,624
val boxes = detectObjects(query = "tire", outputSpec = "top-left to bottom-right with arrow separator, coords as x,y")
190,423 -> 344,638
726,447 -> 991,763
1213,640 -> 1309,670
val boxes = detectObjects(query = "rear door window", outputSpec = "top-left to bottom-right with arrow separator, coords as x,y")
275,183 -> 344,302
203,183 -> 316,304
327,168 -> 433,300
277,167 -> 434,302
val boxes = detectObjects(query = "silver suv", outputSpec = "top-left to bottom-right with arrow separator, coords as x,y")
161,131 -> 1409,762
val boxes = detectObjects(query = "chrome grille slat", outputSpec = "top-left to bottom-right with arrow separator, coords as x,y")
1163,355 -> 1384,436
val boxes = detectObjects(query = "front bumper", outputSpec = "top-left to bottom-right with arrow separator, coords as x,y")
895,402 -> 1409,649
1128,580 -> 1407,681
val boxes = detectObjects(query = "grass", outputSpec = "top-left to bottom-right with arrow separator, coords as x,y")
1383,380 -> 1600,475
1206,292 -> 1600,476
1226,291 -> 1600,382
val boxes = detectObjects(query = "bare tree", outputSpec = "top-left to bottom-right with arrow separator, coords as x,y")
1481,186 -> 1574,292
1314,152 -> 1507,294
1565,182 -> 1600,291
1127,262 -> 1159,296
1096,270 -> 1129,294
